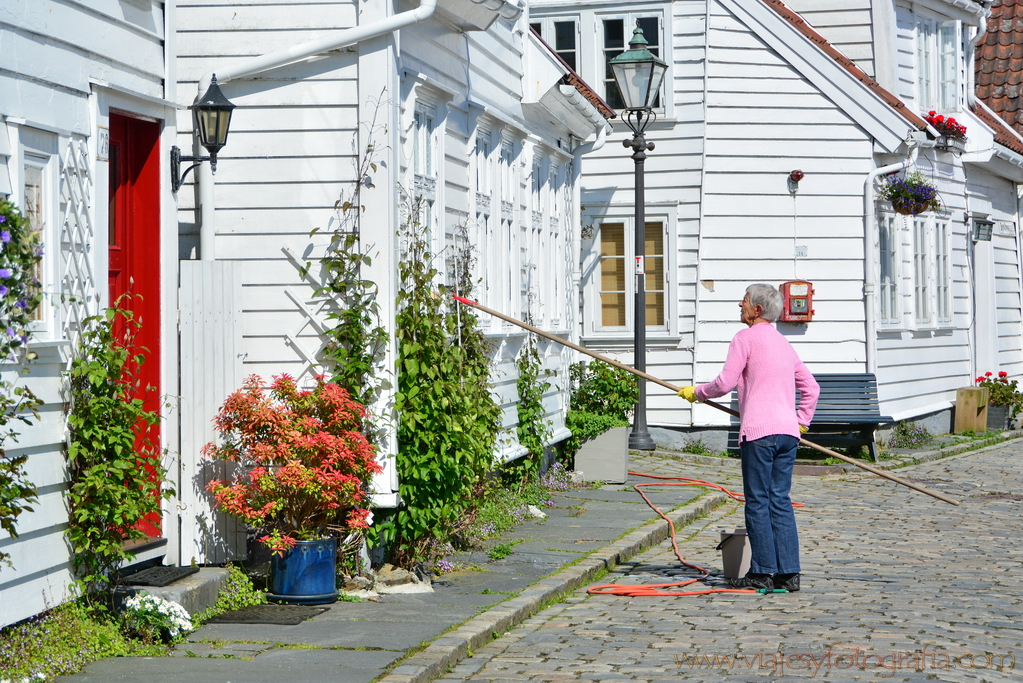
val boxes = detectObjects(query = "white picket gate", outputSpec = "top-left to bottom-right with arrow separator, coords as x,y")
177,261 -> 245,565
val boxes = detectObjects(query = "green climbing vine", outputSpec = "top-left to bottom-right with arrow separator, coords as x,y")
0,199 -> 44,569
310,97 -> 389,411
511,314 -> 552,485
65,302 -> 171,598
372,194 -> 501,568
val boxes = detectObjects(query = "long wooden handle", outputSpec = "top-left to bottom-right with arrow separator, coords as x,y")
453,295 -> 960,506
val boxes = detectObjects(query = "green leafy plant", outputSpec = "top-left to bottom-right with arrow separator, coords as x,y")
372,193 -> 501,569
202,374 -> 381,555
310,101 -> 389,412
975,371 -> 1023,417
0,199 -> 44,568
510,321 -> 552,486
558,360 -> 637,458
0,599 -> 160,679
886,420 -> 934,449
65,303 -> 170,597
680,439 -> 712,456
119,593 -> 193,645
192,564 -> 267,624
487,541 -> 520,560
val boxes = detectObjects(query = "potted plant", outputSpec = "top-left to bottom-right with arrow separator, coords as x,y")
561,361 -> 638,484
925,110 -> 967,154
877,171 -> 942,216
203,374 -> 381,604
974,371 -> 1023,432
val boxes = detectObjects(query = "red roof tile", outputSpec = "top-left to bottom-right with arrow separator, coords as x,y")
529,27 -> 615,121
976,0 -> 1023,137
972,99 -> 1023,156
760,0 -> 929,133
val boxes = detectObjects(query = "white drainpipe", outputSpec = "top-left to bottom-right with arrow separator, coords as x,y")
194,0 -> 439,260
863,142 -> 919,375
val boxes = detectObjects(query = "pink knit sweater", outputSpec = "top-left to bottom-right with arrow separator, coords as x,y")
696,323 -> 820,442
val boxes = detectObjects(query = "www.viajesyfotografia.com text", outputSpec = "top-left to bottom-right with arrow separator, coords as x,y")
674,642 -> 1014,677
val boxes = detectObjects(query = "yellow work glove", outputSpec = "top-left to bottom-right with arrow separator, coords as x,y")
678,386 -> 698,403
799,424 -> 809,434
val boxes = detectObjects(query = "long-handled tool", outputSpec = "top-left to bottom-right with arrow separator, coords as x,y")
452,294 -> 959,506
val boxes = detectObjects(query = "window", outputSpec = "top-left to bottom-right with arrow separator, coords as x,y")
596,220 -> 666,330
916,17 -> 959,111
475,129 -> 492,197
22,156 -> 46,322
935,219 -> 951,322
413,108 -> 436,182
603,15 -> 661,110
530,18 -> 578,71
912,217 -> 930,324
878,213 -> 900,325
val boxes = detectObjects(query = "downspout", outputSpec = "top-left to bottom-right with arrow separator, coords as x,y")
863,142 -> 920,375
194,0 -> 439,261
570,122 -> 609,345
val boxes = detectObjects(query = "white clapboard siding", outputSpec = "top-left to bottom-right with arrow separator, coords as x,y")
0,343 -> 73,628
178,261 -> 245,565
782,1 -> 876,76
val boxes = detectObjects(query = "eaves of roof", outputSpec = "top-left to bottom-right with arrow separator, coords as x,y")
529,27 -> 615,121
760,0 -> 930,134
972,100 -> 1023,156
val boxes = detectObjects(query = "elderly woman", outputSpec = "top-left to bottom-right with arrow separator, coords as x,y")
679,283 -> 819,592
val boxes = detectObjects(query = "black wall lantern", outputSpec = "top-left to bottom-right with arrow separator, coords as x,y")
171,75 -> 237,193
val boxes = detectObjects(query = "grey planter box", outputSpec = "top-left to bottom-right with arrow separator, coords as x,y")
575,426 -> 628,484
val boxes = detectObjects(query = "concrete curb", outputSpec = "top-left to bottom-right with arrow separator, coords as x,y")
374,491 -> 729,683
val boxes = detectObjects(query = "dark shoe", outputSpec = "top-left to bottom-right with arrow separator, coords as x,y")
774,572 -> 800,592
728,572 -> 773,590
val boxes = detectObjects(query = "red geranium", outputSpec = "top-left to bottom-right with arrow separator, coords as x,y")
925,111 -> 967,139
975,371 -> 1023,417
203,374 -> 382,554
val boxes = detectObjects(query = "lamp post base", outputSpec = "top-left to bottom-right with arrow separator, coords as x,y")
628,428 -> 656,451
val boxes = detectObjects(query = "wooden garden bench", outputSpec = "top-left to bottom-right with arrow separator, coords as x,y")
803,373 -> 893,462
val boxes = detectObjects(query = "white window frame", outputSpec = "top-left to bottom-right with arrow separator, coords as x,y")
13,127 -> 58,339
935,218 -> 952,324
878,212 -> 901,326
915,15 -> 960,112
584,215 -> 674,338
530,17 -> 580,73
598,11 -> 666,113
912,216 -> 931,325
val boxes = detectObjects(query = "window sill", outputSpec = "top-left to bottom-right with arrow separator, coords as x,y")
583,335 -> 682,351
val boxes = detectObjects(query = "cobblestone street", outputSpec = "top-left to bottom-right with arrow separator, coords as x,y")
437,444 -> 1023,682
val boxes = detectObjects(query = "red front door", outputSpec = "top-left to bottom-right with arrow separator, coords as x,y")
108,112 -> 162,536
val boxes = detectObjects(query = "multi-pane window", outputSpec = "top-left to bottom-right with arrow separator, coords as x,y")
530,19 -> 578,71
913,217 -> 930,324
935,219 -> 951,322
597,220 -> 665,329
22,155 -> 46,322
916,17 -> 958,111
603,16 -> 661,110
878,213 -> 899,324
413,108 -> 435,181
476,130 -> 491,196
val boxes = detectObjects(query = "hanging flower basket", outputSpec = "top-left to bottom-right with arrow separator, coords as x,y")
878,171 -> 942,216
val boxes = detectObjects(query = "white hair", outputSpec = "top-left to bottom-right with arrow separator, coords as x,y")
746,283 -> 783,322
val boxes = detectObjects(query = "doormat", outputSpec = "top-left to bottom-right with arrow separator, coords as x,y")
123,566 -> 200,587
205,604 -> 329,625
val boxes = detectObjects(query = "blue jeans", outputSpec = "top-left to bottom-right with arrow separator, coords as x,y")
740,434 -> 800,575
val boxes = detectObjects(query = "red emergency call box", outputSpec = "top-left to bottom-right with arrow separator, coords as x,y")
780,280 -> 814,322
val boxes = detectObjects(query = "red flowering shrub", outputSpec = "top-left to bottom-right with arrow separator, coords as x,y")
203,374 -> 382,554
925,111 -> 967,139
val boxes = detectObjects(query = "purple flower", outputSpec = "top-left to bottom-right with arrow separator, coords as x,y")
0,216 -> 5,223
35,246 -> 44,256
1,231 -> 9,242
0,285 -> 7,296
0,268 -> 10,278
14,299 -> 26,309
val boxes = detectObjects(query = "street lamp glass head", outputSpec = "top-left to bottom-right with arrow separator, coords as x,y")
609,24 -> 668,111
191,74 -> 236,161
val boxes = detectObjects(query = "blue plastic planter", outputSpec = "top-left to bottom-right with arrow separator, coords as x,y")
268,538 -> 338,605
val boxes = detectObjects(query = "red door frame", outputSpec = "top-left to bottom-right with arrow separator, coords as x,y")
108,112 -> 163,536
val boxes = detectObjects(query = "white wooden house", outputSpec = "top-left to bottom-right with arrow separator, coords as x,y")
171,0 -> 612,565
0,0 -> 610,626
531,0 -> 1023,445
0,0 -> 180,627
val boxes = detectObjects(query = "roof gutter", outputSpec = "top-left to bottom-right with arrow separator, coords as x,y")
193,0 -> 439,260
863,141 -> 920,375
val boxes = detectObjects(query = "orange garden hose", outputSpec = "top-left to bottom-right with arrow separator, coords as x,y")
586,472 -> 803,597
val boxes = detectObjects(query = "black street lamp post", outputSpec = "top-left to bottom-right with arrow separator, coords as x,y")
610,24 -> 668,451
